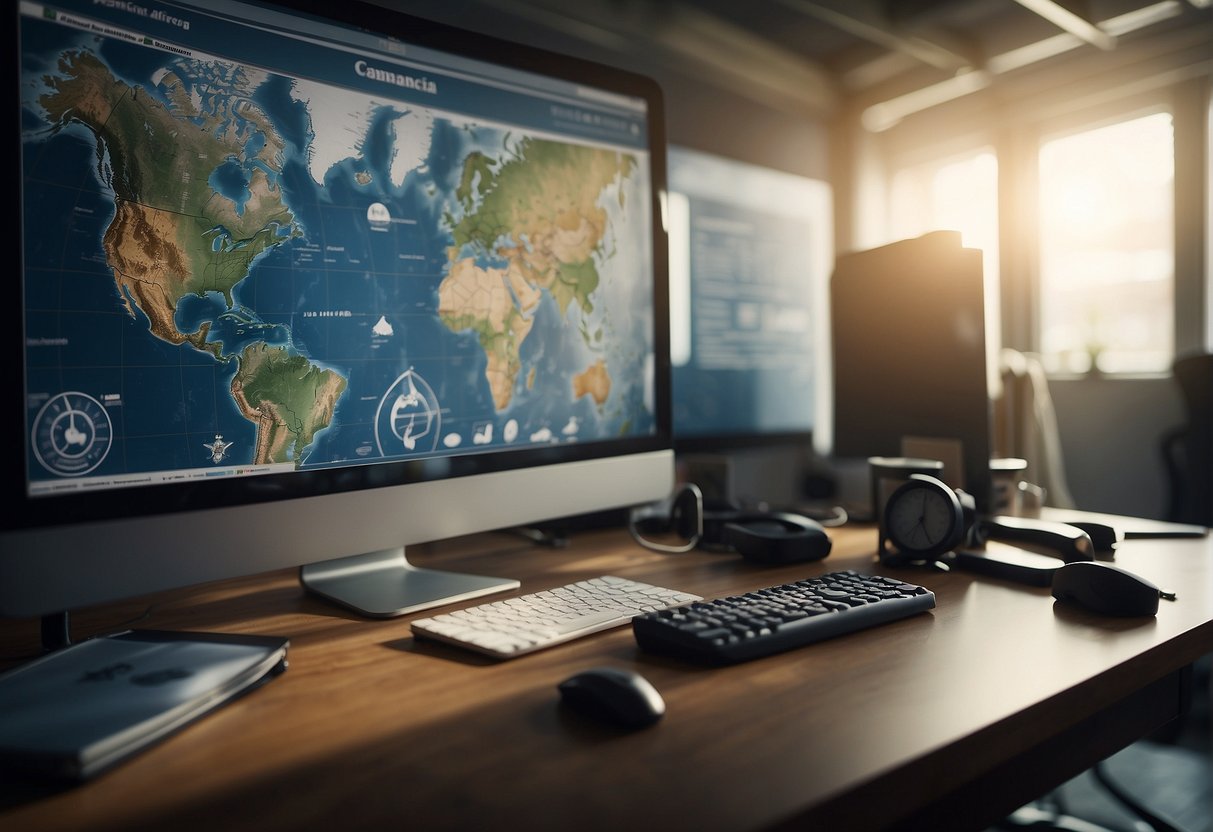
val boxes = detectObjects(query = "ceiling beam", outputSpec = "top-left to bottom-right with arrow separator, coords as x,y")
1011,0 -> 1118,50
862,1 -> 1188,131
774,0 -> 977,72
476,0 -> 839,116
656,3 -> 838,114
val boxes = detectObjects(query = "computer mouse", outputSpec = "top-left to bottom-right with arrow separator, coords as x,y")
557,666 -> 665,729
1051,561 -> 1168,617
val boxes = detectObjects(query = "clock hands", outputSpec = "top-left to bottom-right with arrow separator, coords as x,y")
905,490 -> 927,545
881,474 -> 973,565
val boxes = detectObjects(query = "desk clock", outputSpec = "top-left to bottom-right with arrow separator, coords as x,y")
880,474 -> 975,564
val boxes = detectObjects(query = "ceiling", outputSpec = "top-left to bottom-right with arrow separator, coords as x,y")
391,0 -> 1213,129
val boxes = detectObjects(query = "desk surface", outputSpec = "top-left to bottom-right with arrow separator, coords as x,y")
1,522 -> 1211,831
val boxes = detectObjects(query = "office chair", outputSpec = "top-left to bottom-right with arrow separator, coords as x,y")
997,761 -> 1188,832
998,659 -> 1210,832
992,348 -> 1076,509
1161,351 -> 1213,526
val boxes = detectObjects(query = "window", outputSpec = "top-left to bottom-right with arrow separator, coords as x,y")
887,149 -> 1001,379
888,149 -> 1000,289
1037,112 -> 1175,374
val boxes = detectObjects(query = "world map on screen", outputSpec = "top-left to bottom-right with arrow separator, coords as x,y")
22,23 -> 654,483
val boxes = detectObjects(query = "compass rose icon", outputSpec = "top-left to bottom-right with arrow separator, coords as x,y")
204,434 -> 234,464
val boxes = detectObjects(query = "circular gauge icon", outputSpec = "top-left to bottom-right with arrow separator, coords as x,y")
32,391 -> 114,477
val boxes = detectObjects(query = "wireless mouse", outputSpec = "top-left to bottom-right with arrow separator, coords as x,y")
1051,561 -> 1169,617
557,666 -> 665,728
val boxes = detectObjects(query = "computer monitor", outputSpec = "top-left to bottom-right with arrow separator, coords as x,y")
666,146 -> 832,452
8,0 -> 672,630
828,231 -> 994,514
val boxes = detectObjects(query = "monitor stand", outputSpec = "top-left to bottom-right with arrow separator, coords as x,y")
299,547 -> 520,618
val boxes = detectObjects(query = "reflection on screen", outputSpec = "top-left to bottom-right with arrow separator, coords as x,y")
667,146 -> 831,446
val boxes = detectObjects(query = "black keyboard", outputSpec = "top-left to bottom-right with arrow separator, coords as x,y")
631,570 -> 936,664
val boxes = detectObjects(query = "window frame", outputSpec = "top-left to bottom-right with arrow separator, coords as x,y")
1032,105 -> 1176,376
995,81 -> 1209,378
840,71 -> 1210,382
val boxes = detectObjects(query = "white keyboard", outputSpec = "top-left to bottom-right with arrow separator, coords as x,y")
410,576 -> 702,659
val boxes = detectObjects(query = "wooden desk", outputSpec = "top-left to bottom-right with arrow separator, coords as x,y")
1,523 -> 1210,831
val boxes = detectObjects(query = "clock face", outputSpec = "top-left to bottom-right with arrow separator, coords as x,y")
883,476 -> 964,557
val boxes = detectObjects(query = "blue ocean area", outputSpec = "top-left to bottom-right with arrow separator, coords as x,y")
255,74 -> 312,155
176,293 -> 291,359
208,158 -> 251,215
244,131 -> 268,163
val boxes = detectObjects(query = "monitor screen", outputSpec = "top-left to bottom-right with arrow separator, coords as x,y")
666,146 -> 832,451
8,0 -> 672,622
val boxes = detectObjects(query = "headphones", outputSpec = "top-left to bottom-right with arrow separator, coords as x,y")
628,483 -> 832,565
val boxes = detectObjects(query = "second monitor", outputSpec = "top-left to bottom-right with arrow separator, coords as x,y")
829,231 -> 994,515
667,146 -> 833,454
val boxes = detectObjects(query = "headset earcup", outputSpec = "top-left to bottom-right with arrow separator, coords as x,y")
671,485 -> 704,539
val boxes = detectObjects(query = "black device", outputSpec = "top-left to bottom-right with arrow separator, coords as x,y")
979,516 -> 1095,562
629,484 -> 832,564
1056,521 -> 1124,553
829,231 -> 994,514
950,547 -> 1064,587
632,570 -> 936,664
557,666 -> 665,729
1051,562 -> 1174,617
706,508 -> 832,564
